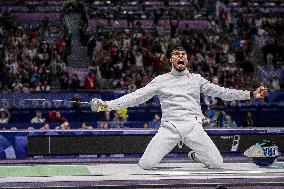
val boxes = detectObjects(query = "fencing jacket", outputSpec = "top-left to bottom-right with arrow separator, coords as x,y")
106,68 -> 251,127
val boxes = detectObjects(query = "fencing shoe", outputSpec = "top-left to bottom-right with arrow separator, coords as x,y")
188,151 -> 201,163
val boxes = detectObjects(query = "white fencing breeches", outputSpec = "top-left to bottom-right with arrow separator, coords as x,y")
138,121 -> 223,170
183,123 -> 223,168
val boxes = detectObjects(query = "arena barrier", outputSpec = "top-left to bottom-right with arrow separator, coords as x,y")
0,92 -> 283,109
0,128 -> 283,159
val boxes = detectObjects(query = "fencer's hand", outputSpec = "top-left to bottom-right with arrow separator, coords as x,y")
90,98 -> 109,112
253,86 -> 268,99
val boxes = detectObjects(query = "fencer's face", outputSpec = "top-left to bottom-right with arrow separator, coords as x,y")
171,50 -> 188,72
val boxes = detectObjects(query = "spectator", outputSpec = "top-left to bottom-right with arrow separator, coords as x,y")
113,112 -> 125,122
49,111 -> 68,124
84,71 -> 97,90
115,108 -> 128,121
228,51 -> 236,64
35,82 -> 42,92
115,122 -> 123,129
103,111 -> 112,122
133,50 -> 144,69
31,111 -> 46,124
204,76 -> 225,128
170,19 -> 179,38
81,122 -> 93,129
212,97 -> 226,128
243,111 -> 254,128
149,114 -> 161,128
60,121 -> 70,130
100,122 -> 109,129
204,77 -> 219,114
127,81 -> 137,93
271,74 -> 280,91
41,81 -> 51,92
0,108 -> 10,124
143,122 -> 150,129
22,83 -> 30,93
40,122 -> 50,130
70,74 -> 81,90
222,113 -> 237,128
202,110 -> 211,128
12,79 -> 23,93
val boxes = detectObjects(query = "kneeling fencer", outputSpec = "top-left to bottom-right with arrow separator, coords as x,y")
91,47 -> 268,169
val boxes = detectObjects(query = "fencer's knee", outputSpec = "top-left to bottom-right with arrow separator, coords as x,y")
138,158 -> 155,170
209,155 -> 223,168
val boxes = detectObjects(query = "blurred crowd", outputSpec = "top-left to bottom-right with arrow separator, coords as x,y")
217,0 -> 284,90
0,9 -> 71,93
1,0 -> 282,93
0,105 -> 257,130
78,1 -> 284,92
0,0 -> 283,130
83,24 -> 258,91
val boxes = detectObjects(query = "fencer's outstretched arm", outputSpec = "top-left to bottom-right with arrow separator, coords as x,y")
199,75 -> 267,101
91,77 -> 160,111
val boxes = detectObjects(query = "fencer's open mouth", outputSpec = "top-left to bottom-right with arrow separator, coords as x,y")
177,61 -> 185,65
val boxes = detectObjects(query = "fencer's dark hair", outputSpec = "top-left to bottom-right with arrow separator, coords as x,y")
170,46 -> 186,56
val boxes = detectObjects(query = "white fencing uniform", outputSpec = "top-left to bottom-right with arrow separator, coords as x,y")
106,68 -> 251,169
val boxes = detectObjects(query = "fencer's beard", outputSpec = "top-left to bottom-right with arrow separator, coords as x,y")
173,60 -> 186,72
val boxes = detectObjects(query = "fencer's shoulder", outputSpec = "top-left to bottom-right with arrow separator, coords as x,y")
190,73 -> 203,79
188,73 -> 208,83
153,73 -> 170,81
